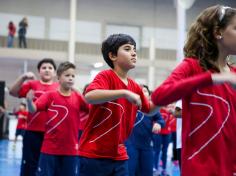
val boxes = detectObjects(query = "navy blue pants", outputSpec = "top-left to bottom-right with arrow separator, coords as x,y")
153,134 -> 171,170
36,153 -> 79,176
126,144 -> 153,176
79,157 -> 128,176
20,130 -> 44,176
15,129 -> 25,137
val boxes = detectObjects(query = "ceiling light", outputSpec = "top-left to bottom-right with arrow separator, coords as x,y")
93,62 -> 104,68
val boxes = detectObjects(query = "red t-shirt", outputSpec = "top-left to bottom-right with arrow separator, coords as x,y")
151,58 -> 236,176
78,110 -> 89,131
78,69 -> 150,160
15,111 -> 28,130
155,108 -> 173,135
18,80 -> 59,132
35,90 -> 88,155
8,23 -> 16,36
169,115 -> 176,132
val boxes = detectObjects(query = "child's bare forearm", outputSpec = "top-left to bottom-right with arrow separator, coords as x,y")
26,99 -> 36,113
9,75 -> 26,97
85,89 -> 128,104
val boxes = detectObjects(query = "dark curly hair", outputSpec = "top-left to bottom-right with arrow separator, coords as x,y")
184,5 -> 236,72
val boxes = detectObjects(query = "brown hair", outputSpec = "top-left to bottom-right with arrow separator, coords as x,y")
57,61 -> 76,77
184,5 -> 236,72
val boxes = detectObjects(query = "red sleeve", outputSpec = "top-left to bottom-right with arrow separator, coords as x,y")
151,58 -> 213,106
14,111 -> 19,115
18,81 -> 32,98
35,92 -> 51,111
86,71 -> 110,93
77,92 -> 89,113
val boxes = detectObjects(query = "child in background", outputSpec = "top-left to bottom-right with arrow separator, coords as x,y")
13,102 -> 28,148
125,84 -> 165,176
153,104 -> 174,176
151,5 -> 236,176
78,84 -> 90,140
78,34 -> 159,176
170,107 -> 177,166
27,61 -> 89,176
174,100 -> 182,171
9,58 -> 58,176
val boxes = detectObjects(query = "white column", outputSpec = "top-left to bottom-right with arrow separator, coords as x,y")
23,60 -> 28,73
176,0 -> 186,62
148,37 -> 155,90
68,0 -> 77,63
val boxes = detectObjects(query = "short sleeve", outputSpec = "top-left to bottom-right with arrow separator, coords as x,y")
18,81 -> 32,98
77,93 -> 89,113
35,92 -> 51,111
86,71 -> 110,93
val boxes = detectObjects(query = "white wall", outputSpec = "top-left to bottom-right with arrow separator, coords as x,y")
1,0 -> 235,49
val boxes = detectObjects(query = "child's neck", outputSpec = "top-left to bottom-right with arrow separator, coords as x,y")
215,55 -> 230,72
113,67 -> 128,85
40,79 -> 53,85
58,86 -> 71,96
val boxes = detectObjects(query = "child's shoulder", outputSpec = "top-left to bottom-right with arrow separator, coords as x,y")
127,77 -> 140,87
183,57 -> 199,65
71,89 -> 82,97
44,90 -> 58,97
98,69 -> 113,76
230,65 -> 236,72
93,69 -> 115,81
24,79 -> 39,85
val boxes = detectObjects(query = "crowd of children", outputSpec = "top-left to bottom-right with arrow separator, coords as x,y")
7,5 -> 236,176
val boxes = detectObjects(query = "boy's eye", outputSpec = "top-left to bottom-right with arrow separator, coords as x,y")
41,66 -> 53,70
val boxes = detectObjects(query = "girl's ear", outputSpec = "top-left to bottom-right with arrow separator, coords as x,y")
108,52 -> 117,61
213,28 -> 223,40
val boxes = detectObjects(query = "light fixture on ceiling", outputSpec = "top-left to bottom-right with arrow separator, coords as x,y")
93,62 -> 104,68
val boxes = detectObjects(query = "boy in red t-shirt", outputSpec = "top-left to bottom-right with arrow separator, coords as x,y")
9,58 -> 58,176
13,102 -> 28,147
153,105 -> 174,175
78,34 -> 158,176
27,61 -> 89,176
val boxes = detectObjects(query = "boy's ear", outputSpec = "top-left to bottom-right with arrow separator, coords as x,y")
108,52 -> 117,61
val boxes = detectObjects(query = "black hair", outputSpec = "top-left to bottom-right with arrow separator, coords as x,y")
101,34 -> 136,68
57,61 -> 76,77
140,84 -> 151,96
37,58 -> 57,71
20,102 -> 26,108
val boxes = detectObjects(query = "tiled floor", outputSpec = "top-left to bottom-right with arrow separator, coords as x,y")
0,140 -> 22,176
0,140 -> 180,176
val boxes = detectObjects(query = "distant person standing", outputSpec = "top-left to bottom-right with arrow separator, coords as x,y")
13,102 -> 28,149
174,100 -> 182,171
7,21 -> 16,48
18,17 -> 28,48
